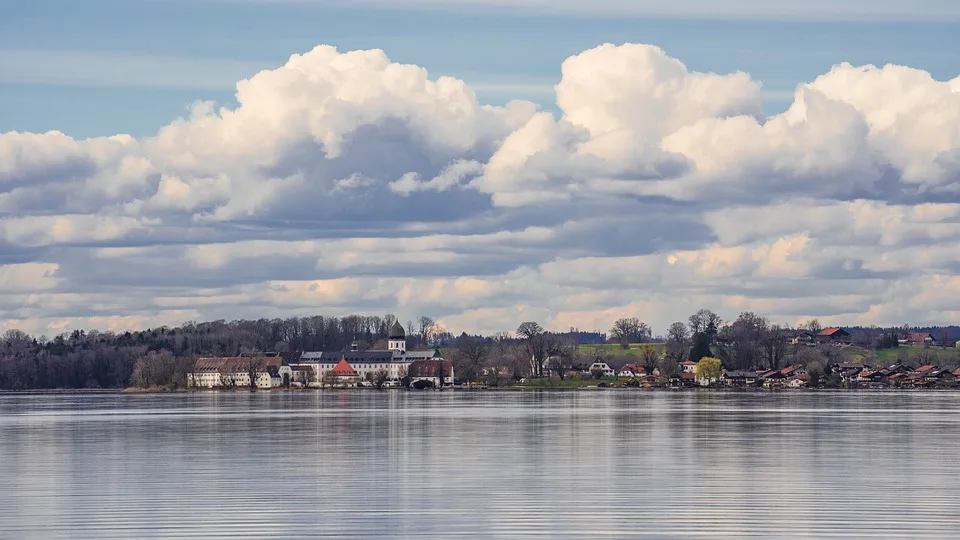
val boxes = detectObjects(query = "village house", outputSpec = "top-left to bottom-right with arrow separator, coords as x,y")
817,327 -> 851,344
899,333 -> 936,347
618,363 -> 642,378
588,361 -> 616,378
724,370 -> 760,387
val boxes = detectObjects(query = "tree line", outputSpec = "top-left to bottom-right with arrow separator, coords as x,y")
0,310 -> 956,390
0,314 -> 446,390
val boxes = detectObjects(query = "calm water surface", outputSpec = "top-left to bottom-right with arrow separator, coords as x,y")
1,390 -> 959,539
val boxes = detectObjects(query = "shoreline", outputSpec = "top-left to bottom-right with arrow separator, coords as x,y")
2,386 -> 957,395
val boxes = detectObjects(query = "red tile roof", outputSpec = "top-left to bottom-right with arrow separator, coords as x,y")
916,365 -> 936,373
330,357 -> 358,376
818,327 -> 844,336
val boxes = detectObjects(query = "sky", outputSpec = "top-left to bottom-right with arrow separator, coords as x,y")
1,0 -> 959,337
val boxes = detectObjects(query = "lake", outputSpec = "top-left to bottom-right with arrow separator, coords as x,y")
1,390 -> 959,539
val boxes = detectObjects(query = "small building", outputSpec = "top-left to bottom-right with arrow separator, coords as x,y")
817,328 -> 851,343
680,361 -> 698,374
900,333 -> 936,347
618,364 -> 642,378
407,359 -> 455,388
724,370 -> 759,387
588,362 -> 616,377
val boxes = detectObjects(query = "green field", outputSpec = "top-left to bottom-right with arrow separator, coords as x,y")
874,346 -> 960,365
576,342 -> 665,358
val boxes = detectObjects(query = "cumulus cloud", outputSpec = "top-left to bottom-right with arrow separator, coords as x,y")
1,42 -> 958,336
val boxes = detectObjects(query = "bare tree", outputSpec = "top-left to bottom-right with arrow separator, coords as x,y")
372,369 -> 389,390
517,322 -> 547,378
418,316 -> 436,348
455,333 -> 490,383
396,365 -> 410,388
688,309 -> 722,336
245,358 -> 263,390
760,324 -> 789,370
714,312 -> 768,371
609,317 -> 651,348
219,365 -> 237,389
666,322 -> 690,363
640,347 -> 660,375
804,319 -> 823,334
547,336 -> 576,380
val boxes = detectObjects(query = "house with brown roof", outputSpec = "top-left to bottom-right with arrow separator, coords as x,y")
817,327 -> 851,343
189,354 -> 292,389
407,359 -> 455,388
899,333 -> 936,347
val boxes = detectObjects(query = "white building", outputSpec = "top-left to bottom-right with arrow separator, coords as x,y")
189,355 -> 292,389
294,322 -> 451,386
588,362 -> 615,377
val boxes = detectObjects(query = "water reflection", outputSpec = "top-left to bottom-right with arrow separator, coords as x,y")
1,391 -> 959,538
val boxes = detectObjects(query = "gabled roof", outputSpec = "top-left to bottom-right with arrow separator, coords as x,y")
330,357 -> 358,377
407,359 -> 453,378
818,327 -> 847,336
904,333 -> 934,343
194,356 -> 282,373
915,365 -> 936,373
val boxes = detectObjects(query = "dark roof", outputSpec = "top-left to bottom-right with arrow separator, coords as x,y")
725,370 -> 757,378
819,327 -> 849,337
407,359 -> 453,378
299,349 -> 440,363
300,351 -> 394,363
389,321 -> 406,340
400,350 -> 440,361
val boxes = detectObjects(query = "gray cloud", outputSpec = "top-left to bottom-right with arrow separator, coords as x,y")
1,42 -> 958,336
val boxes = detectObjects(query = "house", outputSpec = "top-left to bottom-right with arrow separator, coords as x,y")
188,354 -> 292,389
680,361 -> 698,374
900,333 -> 936,347
407,359 -> 455,388
788,331 -> 816,346
786,376 -> 808,389
817,328 -> 851,343
294,322 -> 445,385
618,364 -> 642,377
912,367 -> 955,388
833,362 -> 866,384
724,370 -> 759,387
588,362 -> 616,377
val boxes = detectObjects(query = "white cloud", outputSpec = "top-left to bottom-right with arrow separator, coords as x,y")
1,42 -> 959,336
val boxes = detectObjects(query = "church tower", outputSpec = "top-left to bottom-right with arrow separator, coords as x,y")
388,321 -> 406,353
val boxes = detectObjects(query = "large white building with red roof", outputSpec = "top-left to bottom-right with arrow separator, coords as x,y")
295,321 -> 452,386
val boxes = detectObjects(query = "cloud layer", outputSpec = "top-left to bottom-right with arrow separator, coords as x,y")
1,43 -> 958,336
